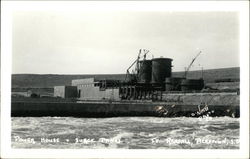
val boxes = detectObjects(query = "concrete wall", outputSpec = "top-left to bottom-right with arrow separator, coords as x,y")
11,101 -> 240,117
54,86 -> 77,98
78,86 -> 120,100
12,92 -> 29,97
162,93 -> 239,105
54,86 -> 65,98
65,86 -> 77,98
105,88 -> 120,100
206,82 -> 239,90
72,78 -> 120,100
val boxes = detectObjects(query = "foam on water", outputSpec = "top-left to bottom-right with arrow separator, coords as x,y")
11,117 -> 239,149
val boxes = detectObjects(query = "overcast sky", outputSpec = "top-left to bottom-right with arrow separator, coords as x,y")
12,11 -> 239,74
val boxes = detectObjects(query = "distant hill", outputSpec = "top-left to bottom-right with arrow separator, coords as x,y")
12,67 -> 239,88
11,74 -> 125,88
173,67 -> 239,83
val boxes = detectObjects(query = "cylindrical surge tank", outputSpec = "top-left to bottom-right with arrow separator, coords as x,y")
165,77 -> 185,91
138,60 -> 152,83
151,58 -> 172,84
181,79 -> 204,91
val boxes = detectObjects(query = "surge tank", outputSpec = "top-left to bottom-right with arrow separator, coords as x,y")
137,60 -> 152,83
151,58 -> 172,84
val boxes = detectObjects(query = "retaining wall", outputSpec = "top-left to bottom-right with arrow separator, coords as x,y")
11,101 -> 239,118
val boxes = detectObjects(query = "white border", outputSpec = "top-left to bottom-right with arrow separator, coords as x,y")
1,1 -> 249,159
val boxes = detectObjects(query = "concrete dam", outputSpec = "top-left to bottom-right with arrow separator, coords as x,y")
11,49 -> 240,118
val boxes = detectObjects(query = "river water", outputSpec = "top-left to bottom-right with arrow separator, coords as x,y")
11,117 -> 239,149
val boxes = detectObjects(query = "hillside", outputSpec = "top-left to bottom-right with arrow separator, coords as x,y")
12,67 -> 239,88
173,67 -> 239,83
11,74 -> 125,88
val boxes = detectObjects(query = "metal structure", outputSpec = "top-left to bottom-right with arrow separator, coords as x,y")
120,49 -> 205,100
151,58 -> 172,84
125,49 -> 150,83
184,51 -> 202,78
137,60 -> 152,83
57,49 -> 205,100
181,79 -> 204,91
165,77 -> 185,91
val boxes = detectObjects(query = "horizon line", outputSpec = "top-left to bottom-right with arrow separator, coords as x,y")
11,66 -> 239,75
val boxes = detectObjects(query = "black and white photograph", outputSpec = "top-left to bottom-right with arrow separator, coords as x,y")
1,1 -> 249,159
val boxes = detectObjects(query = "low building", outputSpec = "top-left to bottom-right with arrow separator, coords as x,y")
54,86 -> 77,98
72,78 -> 120,100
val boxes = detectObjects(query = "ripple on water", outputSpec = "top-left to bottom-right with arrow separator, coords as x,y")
11,117 -> 239,149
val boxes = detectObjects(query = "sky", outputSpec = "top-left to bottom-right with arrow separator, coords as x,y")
12,11 -> 239,74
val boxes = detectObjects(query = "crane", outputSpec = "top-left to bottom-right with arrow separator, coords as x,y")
184,51 -> 202,78
125,49 -> 150,82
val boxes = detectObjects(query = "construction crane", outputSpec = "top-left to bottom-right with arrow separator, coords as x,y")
125,49 -> 150,82
184,51 -> 202,78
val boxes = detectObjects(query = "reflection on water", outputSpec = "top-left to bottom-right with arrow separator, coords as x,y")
12,117 -> 239,149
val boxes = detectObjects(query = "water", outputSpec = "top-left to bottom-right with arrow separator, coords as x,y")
11,117 -> 239,149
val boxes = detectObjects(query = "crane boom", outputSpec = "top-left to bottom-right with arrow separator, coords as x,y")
127,50 -> 141,71
125,49 -> 150,82
184,51 -> 202,78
